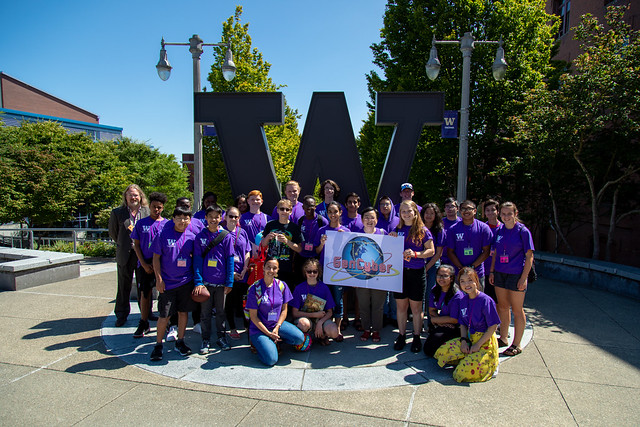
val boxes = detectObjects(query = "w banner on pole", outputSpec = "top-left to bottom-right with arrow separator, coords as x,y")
441,110 -> 458,138
322,231 -> 404,292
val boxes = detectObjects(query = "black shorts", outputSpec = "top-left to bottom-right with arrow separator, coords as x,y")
136,261 -> 155,296
493,271 -> 526,292
394,267 -> 426,302
157,282 -> 195,318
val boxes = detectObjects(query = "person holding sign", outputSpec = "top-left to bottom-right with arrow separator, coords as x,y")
290,258 -> 339,345
314,201 -> 350,340
391,201 -> 435,353
356,207 -> 387,342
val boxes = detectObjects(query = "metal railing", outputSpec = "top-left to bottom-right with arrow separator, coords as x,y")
0,228 -> 112,253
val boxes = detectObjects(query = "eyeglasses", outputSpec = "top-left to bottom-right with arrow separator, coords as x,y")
279,207 -> 291,212
437,274 -> 451,279
460,207 -> 475,212
305,270 -> 318,274
346,200 -> 359,205
444,205 -> 457,210
227,215 -> 239,219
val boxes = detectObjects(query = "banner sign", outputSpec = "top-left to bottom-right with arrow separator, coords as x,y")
441,110 -> 458,138
322,231 -> 404,292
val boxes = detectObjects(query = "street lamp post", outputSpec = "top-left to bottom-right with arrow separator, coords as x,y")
156,35 -> 236,209
426,32 -> 507,203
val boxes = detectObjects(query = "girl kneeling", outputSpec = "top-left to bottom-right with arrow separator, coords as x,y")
290,259 -> 339,345
435,267 -> 500,382
246,258 -> 305,366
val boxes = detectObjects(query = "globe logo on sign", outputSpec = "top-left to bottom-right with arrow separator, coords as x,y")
341,236 -> 385,280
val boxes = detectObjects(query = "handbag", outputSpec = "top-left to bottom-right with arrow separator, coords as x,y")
247,245 -> 267,285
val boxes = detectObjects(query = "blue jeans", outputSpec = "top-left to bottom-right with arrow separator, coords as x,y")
329,285 -> 344,319
424,260 -> 440,313
384,291 -> 397,320
252,321 -> 304,366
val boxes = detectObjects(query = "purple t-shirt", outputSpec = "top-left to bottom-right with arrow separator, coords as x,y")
298,215 -> 328,258
377,213 -> 400,234
396,225 -> 433,269
483,222 -> 503,276
440,217 -> 461,265
429,287 -> 463,318
427,229 -> 445,264
271,200 -> 305,223
245,279 -> 293,336
131,216 -> 168,261
151,226 -> 195,290
194,227 -> 235,285
457,292 -> 500,335
290,280 -> 336,312
314,225 -> 350,267
446,219 -> 493,277
493,223 -> 535,275
342,212 -> 364,232
240,211 -> 269,246
227,226 -> 252,279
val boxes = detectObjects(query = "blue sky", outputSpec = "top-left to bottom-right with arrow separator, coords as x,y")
0,0 -> 387,161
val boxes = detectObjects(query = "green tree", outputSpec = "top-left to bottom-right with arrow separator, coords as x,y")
0,121 -> 127,227
109,137 -> 190,210
0,121 -> 190,227
358,0 -> 561,211
204,5 -> 301,207
510,5 -> 640,260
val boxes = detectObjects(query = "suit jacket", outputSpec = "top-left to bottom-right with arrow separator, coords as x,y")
109,205 -> 150,266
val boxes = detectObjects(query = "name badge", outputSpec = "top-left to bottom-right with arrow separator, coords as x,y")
268,310 -> 278,322
177,258 -> 187,267
234,255 -> 240,263
500,255 -> 509,263
464,247 -> 474,256
127,224 -> 134,232
208,259 -> 218,267
304,243 -> 313,251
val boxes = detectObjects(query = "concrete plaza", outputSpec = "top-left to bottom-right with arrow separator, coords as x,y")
0,258 -> 638,425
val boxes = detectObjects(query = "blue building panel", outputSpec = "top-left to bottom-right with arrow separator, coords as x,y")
0,108 -> 123,141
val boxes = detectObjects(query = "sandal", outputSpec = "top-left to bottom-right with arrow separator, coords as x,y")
372,331 -> 381,343
354,318 -> 363,331
319,337 -> 331,346
340,320 -> 349,331
502,345 -> 522,357
334,333 -> 344,342
360,330 -> 371,341
497,338 -> 509,348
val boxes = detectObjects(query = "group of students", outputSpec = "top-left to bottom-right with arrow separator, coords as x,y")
124,179 -> 534,383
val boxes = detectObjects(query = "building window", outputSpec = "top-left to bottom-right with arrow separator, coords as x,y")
555,0 -> 571,37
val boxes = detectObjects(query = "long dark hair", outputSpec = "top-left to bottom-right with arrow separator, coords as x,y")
422,202 -> 443,236
432,264 -> 458,305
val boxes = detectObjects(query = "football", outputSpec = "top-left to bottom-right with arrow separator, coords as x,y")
191,286 -> 210,303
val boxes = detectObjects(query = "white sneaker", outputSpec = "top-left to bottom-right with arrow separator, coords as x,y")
193,323 -> 202,334
166,325 -> 178,342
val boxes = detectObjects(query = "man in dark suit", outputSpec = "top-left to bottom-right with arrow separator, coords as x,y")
109,184 -> 150,326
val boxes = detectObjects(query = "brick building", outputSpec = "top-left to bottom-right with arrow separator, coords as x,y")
547,0 -> 639,63
0,72 -> 122,140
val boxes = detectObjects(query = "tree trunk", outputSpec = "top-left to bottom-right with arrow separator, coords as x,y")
605,187 -> 619,262
548,180 -> 574,254
574,153 -> 599,259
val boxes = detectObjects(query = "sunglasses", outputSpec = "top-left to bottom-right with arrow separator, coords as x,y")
305,270 -> 319,274
279,207 -> 291,212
